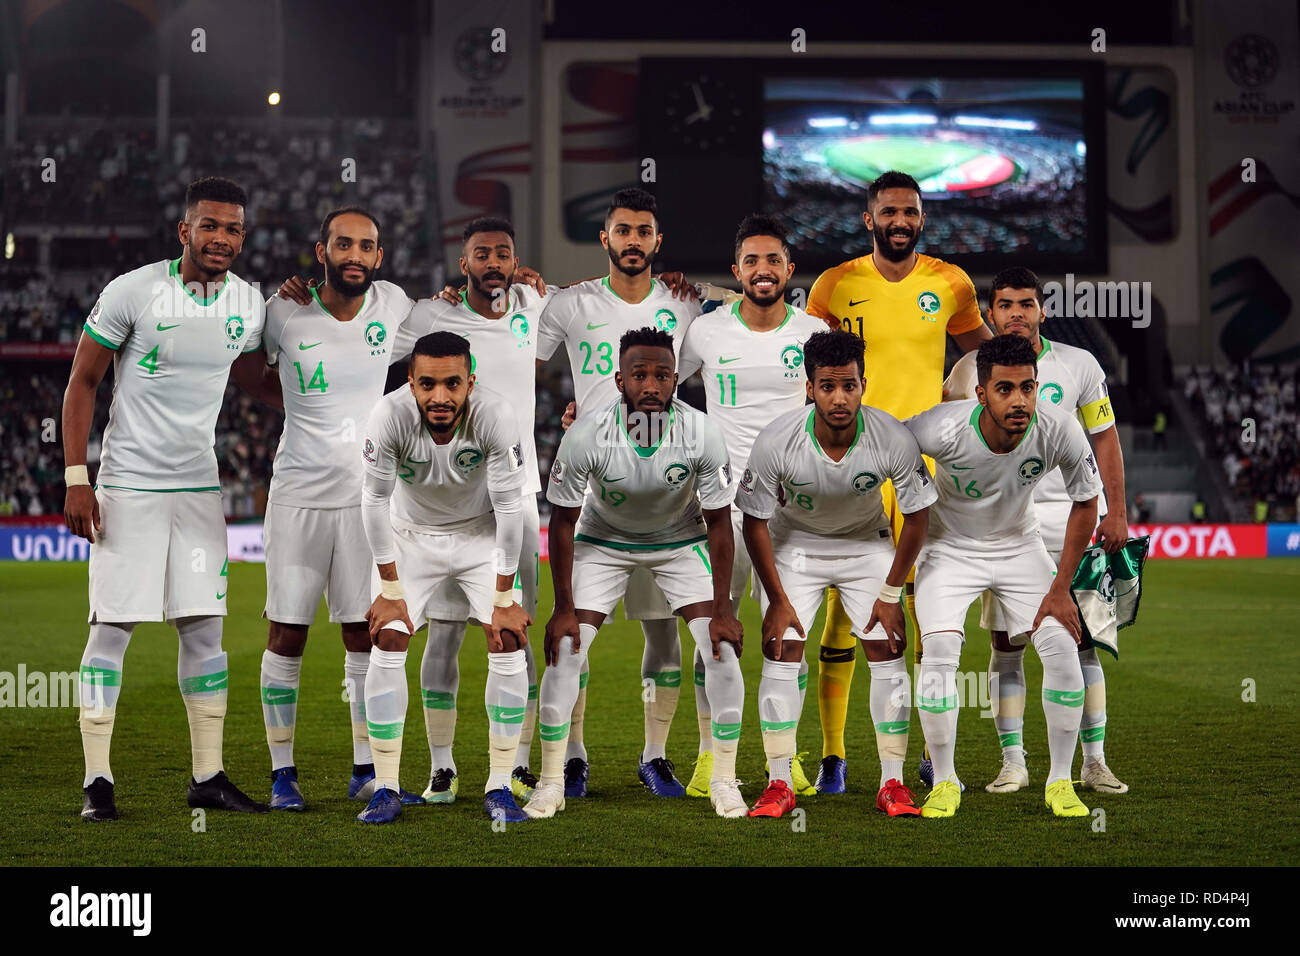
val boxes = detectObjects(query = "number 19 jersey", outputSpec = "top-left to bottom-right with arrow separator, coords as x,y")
536,276 -> 700,420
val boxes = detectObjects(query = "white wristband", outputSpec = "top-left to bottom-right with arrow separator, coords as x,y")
65,465 -> 90,487
380,579 -> 404,600
493,589 -> 515,608
878,583 -> 903,604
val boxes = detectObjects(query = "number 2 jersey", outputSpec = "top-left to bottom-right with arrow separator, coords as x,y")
263,280 -> 415,509
546,397 -> 733,551
82,257 -> 266,491
536,276 -> 700,420
738,405 -> 937,557
904,399 -> 1104,559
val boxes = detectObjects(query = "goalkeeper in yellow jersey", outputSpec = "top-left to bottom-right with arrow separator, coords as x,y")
804,170 -> 990,793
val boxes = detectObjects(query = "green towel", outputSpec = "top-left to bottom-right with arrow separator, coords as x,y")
1069,536 -> 1150,659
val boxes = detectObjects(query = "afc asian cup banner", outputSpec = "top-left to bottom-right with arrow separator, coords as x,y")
1195,0 -> 1300,363
431,0 -> 538,271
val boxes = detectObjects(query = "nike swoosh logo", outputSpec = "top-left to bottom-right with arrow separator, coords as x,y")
718,356 -> 742,364
406,458 -> 431,465
216,591 -> 227,600
604,476 -> 626,482
951,465 -> 973,471
298,341 -> 322,350
265,692 -> 294,702
156,323 -> 180,331
204,678 -> 226,688
494,709 -> 526,719
586,322 -> 609,330
789,480 -> 812,487
848,298 -> 870,307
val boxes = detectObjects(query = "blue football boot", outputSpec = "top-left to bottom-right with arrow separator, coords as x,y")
815,755 -> 847,794
564,757 -> 589,798
484,786 -> 528,823
270,766 -> 306,811
637,756 -> 686,797
356,787 -> 402,823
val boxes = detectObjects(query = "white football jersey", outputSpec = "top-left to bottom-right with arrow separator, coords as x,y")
362,385 -> 526,536
536,276 -> 700,419
738,405 -> 937,557
944,336 -> 1114,514
547,397 -> 733,550
678,301 -> 826,477
401,284 -> 545,494
83,257 -> 265,490
264,280 -> 415,509
905,398 -> 1103,558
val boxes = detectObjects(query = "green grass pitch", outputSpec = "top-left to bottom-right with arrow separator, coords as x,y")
824,136 -> 988,184
1,559 -> 1298,866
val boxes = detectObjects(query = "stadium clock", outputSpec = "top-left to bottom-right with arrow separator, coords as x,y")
661,74 -> 744,152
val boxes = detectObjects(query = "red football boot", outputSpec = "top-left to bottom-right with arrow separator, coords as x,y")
748,779 -> 797,818
876,778 -> 922,817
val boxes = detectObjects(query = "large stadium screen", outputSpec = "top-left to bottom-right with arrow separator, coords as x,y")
762,68 -> 1107,274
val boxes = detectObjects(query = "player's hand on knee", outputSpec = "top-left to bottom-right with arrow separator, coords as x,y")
761,599 -> 802,660
491,604 -> 532,648
64,485 -> 101,543
710,613 -> 744,660
544,610 -> 580,667
516,266 -> 547,296
561,401 -> 577,430
367,596 -> 413,639
868,599 -> 906,655
277,276 -> 313,305
1033,588 -> 1082,645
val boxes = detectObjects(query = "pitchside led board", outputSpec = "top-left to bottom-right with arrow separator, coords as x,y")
639,57 -> 1108,276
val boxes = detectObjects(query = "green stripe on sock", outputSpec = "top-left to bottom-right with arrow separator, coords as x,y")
527,683 -> 538,701
578,671 -> 589,690
1043,688 -> 1085,707
711,720 -> 742,741
797,673 -> 808,690
694,669 -> 705,687
1080,726 -> 1105,742
79,665 -> 121,686
261,686 -> 298,705
539,721 -> 570,741
917,694 -> 957,713
421,689 -> 455,709
486,705 -> 526,724
875,720 -> 909,734
999,731 -> 1023,747
179,670 -> 228,694
760,719 -> 798,732
367,719 -> 403,740
645,670 -> 681,688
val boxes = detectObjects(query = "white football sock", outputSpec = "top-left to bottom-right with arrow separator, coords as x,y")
1034,621 -> 1085,785
514,639 -> 539,770
917,631 -> 962,785
485,649 -> 528,792
176,616 -> 227,783
693,650 -> 711,755
686,617 -> 744,784
565,660 -> 589,762
421,620 -> 465,774
989,647 -> 1027,766
759,656 -> 801,786
640,618 -> 681,763
260,649 -> 302,771
344,650 -> 371,765
79,622 -> 133,786
539,623 -> 596,785
868,655 -> 910,787
366,646 -> 409,792
1079,647 -> 1107,762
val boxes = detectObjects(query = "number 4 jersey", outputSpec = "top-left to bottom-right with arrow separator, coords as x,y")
263,280 -> 415,508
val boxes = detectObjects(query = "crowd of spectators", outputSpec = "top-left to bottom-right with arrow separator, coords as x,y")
1184,363 -> 1300,521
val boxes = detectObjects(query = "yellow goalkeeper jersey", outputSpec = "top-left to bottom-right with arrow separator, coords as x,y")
807,253 -> 983,421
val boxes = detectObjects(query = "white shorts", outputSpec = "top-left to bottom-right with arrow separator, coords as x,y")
979,547 -> 1062,632
759,547 -> 894,641
915,543 -> 1058,645
730,508 -> 759,605
264,502 -> 371,625
375,516 -> 496,625
87,487 -> 228,623
573,540 -> 715,619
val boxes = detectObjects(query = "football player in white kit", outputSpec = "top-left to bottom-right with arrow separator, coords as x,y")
64,177 -> 269,820
400,217 -> 548,804
738,329 -> 937,819
524,327 -> 748,819
676,214 -> 826,797
355,331 -> 533,824
943,267 -> 1130,795
535,188 -> 702,798
256,207 -> 428,810
906,334 -> 1103,819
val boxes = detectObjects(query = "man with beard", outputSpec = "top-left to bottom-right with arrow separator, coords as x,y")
65,176 -> 268,820
675,214 -> 825,798
397,217 -> 549,805
255,206 -> 426,810
535,188 -> 702,799
804,171 -> 991,795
